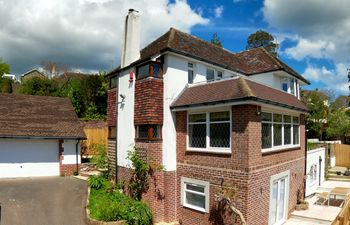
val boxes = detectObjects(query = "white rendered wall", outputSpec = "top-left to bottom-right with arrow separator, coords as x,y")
62,140 -> 81,165
249,72 -> 281,90
117,69 -> 135,167
0,139 -> 60,178
305,148 -> 326,197
163,55 -> 189,171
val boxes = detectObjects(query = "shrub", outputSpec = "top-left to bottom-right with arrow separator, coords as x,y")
88,175 -> 110,190
88,189 -> 152,225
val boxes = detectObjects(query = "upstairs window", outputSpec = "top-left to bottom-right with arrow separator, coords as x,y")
135,124 -> 161,141
136,62 -> 163,80
188,62 -> 194,84
188,111 -> 231,152
206,68 -> 215,82
261,112 -> 299,152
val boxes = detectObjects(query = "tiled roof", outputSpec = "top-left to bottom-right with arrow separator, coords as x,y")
0,93 -> 86,139
171,77 -> 308,112
109,28 -> 309,84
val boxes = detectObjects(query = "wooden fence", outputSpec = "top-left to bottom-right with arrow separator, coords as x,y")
81,121 -> 108,156
334,144 -> 350,167
332,196 -> 350,225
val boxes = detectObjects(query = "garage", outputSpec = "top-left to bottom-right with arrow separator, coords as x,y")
0,93 -> 85,178
0,139 -> 60,178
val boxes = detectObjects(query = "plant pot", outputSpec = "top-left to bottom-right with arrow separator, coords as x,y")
295,201 -> 309,210
344,170 -> 350,176
336,171 -> 342,175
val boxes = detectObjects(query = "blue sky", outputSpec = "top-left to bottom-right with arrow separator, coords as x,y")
1,0 -> 348,96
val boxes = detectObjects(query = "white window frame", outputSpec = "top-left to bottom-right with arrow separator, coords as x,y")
187,108 -> 232,154
188,62 -> 195,84
269,170 -> 290,225
206,67 -> 224,82
261,111 -> 300,153
181,177 -> 210,213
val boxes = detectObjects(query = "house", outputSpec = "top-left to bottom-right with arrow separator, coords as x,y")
2,73 -> 17,81
21,68 -> 47,81
0,93 -> 85,178
106,9 -> 309,225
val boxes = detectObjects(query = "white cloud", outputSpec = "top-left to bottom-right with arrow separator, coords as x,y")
0,0 -> 209,74
302,63 -> 348,94
284,38 -> 335,61
263,0 -> 350,93
214,6 -> 224,18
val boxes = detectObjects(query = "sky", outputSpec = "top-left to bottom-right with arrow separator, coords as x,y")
0,0 -> 349,95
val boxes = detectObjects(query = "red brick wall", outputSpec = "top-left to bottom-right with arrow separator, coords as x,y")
61,164 -> 80,176
107,88 -> 117,127
175,105 -> 306,225
134,77 -> 163,124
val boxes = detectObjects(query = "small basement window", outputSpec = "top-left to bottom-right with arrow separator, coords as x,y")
135,124 -> 161,141
181,177 -> 209,213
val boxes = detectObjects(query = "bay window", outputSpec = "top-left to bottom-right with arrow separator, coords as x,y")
261,112 -> 299,151
188,111 -> 231,152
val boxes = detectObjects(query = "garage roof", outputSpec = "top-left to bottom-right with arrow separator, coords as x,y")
0,93 -> 86,139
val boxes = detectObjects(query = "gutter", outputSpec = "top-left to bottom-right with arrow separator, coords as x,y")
170,96 -> 309,113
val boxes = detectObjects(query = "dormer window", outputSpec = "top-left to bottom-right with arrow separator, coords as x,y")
136,62 -> 163,80
281,77 -> 298,97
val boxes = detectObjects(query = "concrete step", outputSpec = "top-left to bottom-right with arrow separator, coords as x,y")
327,177 -> 350,182
290,214 -> 331,224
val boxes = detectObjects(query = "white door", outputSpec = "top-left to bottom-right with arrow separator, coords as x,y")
0,139 -> 60,178
269,172 -> 289,225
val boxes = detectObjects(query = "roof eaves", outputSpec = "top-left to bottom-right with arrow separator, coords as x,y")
0,135 -> 86,140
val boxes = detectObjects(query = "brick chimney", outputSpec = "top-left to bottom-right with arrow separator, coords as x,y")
121,9 -> 140,68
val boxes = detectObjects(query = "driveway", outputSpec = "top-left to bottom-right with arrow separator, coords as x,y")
0,177 -> 87,225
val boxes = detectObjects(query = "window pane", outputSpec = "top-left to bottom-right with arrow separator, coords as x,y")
274,124 -> 282,146
278,179 -> 286,220
261,112 -> 272,122
217,71 -> 223,79
151,125 -> 161,138
186,191 -> 205,209
189,114 -> 206,123
210,111 -> 230,122
189,124 -> 206,148
152,63 -> 161,78
284,124 -> 291,145
270,182 -> 278,224
210,123 -> 230,148
284,115 -> 291,123
188,70 -> 194,84
188,63 -> 193,68
110,77 -> 117,89
293,116 -> 299,124
293,125 -> 299,144
282,83 -> 288,92
206,69 -> 214,81
138,125 -> 149,138
138,64 -> 149,79
186,183 -> 205,193
262,123 -> 272,148
274,114 -> 282,123
290,79 -> 295,94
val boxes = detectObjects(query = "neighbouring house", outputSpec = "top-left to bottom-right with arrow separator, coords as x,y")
0,93 -> 85,178
106,9 -> 309,225
2,73 -> 17,81
21,68 -> 47,81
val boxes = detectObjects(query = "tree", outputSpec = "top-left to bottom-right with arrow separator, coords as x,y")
211,32 -> 223,48
326,108 -> 350,142
330,95 -> 350,110
18,76 -> 60,96
301,90 -> 330,140
246,30 -> 278,57
0,58 -> 10,75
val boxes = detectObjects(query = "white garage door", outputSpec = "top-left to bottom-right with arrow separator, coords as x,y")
0,139 -> 60,178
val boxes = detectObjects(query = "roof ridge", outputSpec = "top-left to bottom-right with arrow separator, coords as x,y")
238,77 -> 256,97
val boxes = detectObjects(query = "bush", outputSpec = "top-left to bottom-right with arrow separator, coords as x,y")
88,175 -> 110,190
88,188 -> 153,225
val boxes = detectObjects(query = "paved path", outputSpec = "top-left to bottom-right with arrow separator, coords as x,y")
0,177 -> 87,225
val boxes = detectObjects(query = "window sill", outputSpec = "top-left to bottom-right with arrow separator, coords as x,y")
186,148 -> 231,154
183,204 -> 207,213
262,145 -> 301,155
